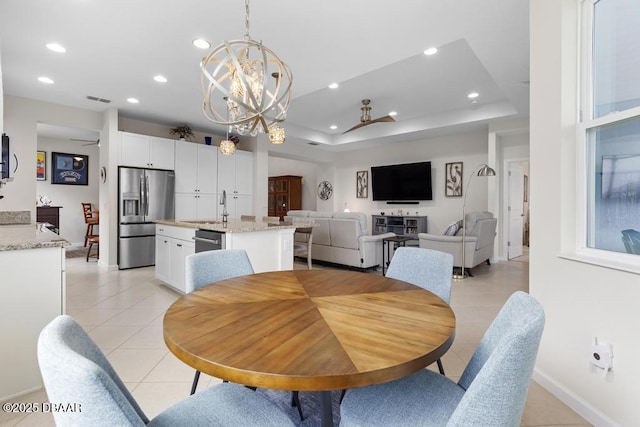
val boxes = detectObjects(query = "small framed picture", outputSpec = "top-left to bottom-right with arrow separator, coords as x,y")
445,162 -> 463,197
36,151 -> 46,181
51,152 -> 89,185
356,170 -> 368,198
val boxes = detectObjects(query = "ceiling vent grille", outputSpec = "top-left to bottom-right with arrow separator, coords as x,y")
86,96 -> 111,103
308,142 -> 320,146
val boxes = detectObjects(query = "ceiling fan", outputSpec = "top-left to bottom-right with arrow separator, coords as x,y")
71,138 -> 100,147
343,99 -> 396,134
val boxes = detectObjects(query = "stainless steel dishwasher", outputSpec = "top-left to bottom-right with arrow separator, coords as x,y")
193,230 -> 225,253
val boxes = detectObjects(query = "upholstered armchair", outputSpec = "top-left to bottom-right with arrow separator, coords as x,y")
418,211 -> 497,275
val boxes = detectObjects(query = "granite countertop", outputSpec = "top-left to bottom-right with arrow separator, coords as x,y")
0,223 -> 69,251
156,219 -> 313,233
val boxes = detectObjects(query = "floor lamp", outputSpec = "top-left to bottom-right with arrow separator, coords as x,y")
453,164 -> 496,279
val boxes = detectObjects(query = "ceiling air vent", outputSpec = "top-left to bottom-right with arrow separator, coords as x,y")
86,96 -> 111,103
308,142 -> 320,146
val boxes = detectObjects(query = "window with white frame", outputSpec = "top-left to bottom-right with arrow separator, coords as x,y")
580,0 -> 640,259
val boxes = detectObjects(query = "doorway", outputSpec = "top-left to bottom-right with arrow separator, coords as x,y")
36,123 -> 100,248
506,160 -> 529,259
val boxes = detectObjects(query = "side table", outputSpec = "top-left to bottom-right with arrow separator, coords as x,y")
382,235 -> 417,275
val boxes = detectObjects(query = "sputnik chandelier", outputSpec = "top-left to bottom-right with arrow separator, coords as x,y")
201,0 -> 292,141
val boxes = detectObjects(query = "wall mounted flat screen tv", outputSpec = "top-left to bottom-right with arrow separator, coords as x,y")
371,161 -> 433,201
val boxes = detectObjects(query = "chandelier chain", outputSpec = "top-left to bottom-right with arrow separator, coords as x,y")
244,0 -> 251,40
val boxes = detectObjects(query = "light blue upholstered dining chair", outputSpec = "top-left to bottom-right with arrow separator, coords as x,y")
184,249 -> 254,394
185,248 -> 305,420
37,315 -> 295,427
340,291 -> 545,427
385,246 -> 453,375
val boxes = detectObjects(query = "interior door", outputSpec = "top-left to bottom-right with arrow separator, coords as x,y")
508,163 -> 525,259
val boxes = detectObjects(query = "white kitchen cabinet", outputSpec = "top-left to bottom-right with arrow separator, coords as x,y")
155,236 -> 171,284
175,193 -> 218,220
234,150 -> 254,195
226,193 -> 253,218
175,142 -> 218,219
155,225 -> 195,293
1,246 -> 65,400
119,132 -> 175,170
217,149 -> 253,219
217,150 -> 253,195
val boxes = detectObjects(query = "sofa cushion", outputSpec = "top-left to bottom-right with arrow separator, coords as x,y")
286,210 -> 312,218
464,211 -> 493,236
309,211 -> 334,219
311,218 -> 331,246
329,219 -> 360,250
333,212 -> 367,236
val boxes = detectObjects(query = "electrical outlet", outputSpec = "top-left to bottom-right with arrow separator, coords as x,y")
590,337 -> 613,377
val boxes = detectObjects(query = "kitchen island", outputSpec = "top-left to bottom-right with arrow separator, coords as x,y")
0,222 -> 68,400
154,219 -> 305,294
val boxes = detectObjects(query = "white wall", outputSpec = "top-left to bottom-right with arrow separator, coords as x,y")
268,129 -> 496,234
36,137 -> 100,247
1,96 -> 103,216
268,156 -> 319,211
330,129 -> 493,234
530,1 -> 639,425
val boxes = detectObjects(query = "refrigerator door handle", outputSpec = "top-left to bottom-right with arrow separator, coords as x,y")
139,175 -> 146,216
144,174 -> 150,216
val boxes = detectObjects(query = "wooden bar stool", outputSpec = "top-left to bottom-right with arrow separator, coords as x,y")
293,227 -> 313,270
81,203 -> 99,247
86,236 -> 99,262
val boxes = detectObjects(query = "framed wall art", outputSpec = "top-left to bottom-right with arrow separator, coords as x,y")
445,162 -> 463,197
51,152 -> 89,185
36,151 -> 46,181
356,170 -> 368,198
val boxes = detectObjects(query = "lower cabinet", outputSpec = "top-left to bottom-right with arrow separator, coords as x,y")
155,225 -> 195,293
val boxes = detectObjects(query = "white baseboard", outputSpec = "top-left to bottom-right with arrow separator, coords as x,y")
532,368 -> 620,427
1,385 -> 42,401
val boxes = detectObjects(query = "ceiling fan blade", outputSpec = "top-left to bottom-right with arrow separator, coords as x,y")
71,137 -> 100,146
342,121 -> 370,134
343,99 -> 396,134
343,116 -> 396,134
370,115 -> 396,124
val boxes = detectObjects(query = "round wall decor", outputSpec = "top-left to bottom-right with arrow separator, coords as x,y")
318,180 -> 333,200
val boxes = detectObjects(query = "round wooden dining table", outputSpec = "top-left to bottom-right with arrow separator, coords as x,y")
163,269 -> 456,426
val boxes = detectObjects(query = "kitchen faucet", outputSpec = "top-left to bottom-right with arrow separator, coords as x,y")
220,190 -> 228,223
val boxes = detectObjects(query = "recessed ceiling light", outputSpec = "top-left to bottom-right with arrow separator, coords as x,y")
389,111 -> 398,117
424,47 -> 438,55
154,75 -> 168,83
471,100 -> 479,104
328,83 -> 339,89
468,92 -> 479,99
38,76 -> 54,84
193,38 -> 211,49
330,125 -> 338,130
127,98 -> 140,104
46,43 -> 66,53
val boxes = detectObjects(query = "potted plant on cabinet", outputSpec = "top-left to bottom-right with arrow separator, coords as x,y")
169,125 -> 194,141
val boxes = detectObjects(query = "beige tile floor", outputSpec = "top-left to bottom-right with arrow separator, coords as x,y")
1,248 -> 591,426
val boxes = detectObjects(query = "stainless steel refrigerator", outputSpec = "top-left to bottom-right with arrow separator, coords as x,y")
118,167 -> 175,269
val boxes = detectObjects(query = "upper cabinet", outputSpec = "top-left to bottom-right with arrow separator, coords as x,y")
119,132 -> 175,170
174,141 -> 219,220
174,141 -> 217,194
217,150 -> 253,195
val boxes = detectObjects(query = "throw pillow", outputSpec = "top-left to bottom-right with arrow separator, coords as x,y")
443,220 -> 461,236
